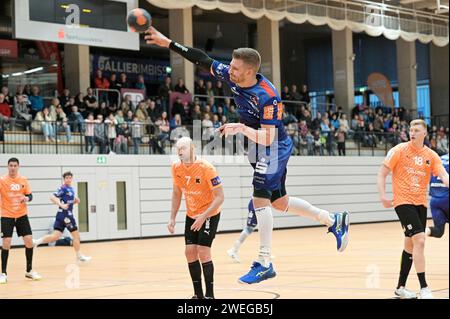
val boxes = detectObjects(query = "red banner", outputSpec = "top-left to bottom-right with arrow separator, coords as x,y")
0,40 -> 18,58
35,41 -> 64,93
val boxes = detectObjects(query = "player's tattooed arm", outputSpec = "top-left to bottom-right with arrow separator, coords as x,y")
145,26 -> 213,70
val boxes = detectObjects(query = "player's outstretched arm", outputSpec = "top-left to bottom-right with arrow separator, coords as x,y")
145,27 -> 213,70
218,123 -> 276,146
377,164 -> 393,208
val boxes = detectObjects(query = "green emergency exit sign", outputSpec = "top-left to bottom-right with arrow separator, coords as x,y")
97,156 -> 107,164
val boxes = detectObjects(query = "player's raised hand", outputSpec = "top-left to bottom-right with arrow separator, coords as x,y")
144,27 -> 171,48
380,195 -> 394,208
167,218 -> 176,234
217,123 -> 245,137
191,214 -> 207,232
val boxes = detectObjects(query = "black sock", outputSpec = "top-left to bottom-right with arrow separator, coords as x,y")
417,272 -> 428,289
397,250 -> 413,289
25,247 -> 33,273
1,249 -> 9,274
202,261 -> 214,299
188,260 -> 204,298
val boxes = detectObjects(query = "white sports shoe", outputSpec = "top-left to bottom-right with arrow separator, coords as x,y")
227,248 -> 241,263
0,273 -> 7,284
394,287 -> 417,299
25,270 -> 42,281
419,287 -> 434,299
78,255 -> 92,262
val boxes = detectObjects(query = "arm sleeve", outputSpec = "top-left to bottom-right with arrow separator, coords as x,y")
210,60 -> 232,83
259,96 -> 283,126
204,165 -> 222,190
169,41 -> 214,71
383,145 -> 401,170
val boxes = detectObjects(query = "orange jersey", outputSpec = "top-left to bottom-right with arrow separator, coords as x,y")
0,174 -> 32,218
383,142 -> 443,207
171,158 -> 222,218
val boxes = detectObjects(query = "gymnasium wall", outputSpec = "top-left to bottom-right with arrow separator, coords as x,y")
0,155 -> 398,246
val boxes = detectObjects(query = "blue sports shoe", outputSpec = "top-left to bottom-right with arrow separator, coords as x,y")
238,262 -> 276,284
328,211 -> 350,252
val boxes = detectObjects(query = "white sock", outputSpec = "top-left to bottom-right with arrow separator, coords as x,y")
233,226 -> 254,252
425,227 -> 431,236
287,197 -> 335,227
254,206 -> 273,268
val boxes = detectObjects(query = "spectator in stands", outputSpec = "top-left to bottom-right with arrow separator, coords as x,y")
105,113 -> 118,152
330,113 -> 340,130
300,84 -> 310,105
202,113 -> 214,142
147,100 -> 160,124
158,76 -> 172,112
364,123 -> 378,147
171,96 -> 184,118
170,113 -> 183,130
68,105 -> 84,133
437,127 -> 449,155
55,105 -> 72,143
205,81 -> 215,98
120,94 -> 134,114
208,97 -> 220,114
75,92 -> 87,116
96,101 -> 109,119
286,123 -> 300,155
84,113 -> 96,153
227,104 -> 239,123
115,109 -> 125,125
48,97 -> 59,120
222,97 -> 232,115
84,87 -> 98,115
28,86 -> 44,117
174,78 -> 189,94
93,69 -> 110,103
117,73 -> 132,89
125,110 -> 134,123
12,94 -> 32,130
0,93 -> 11,137
221,115 -> 228,126
339,113 -> 350,132
153,111 -> 170,154
195,78 -> 207,100
311,112 -> 322,132
335,124 -> 346,156
94,114 -> 108,154
33,107 -> 56,142
24,84 -> 32,97
59,90 -> 72,114
135,101 -> 150,134
290,84 -> 301,102
108,73 -> 120,107
313,130 -> 324,156
135,74 -> 147,97
182,101 -> 192,124
202,104 -> 214,122
215,80 -> 225,97
14,85 -> 30,107
191,103 -> 202,121
115,122 -> 130,154
130,116 -> 142,155
281,86 -> 291,101
212,114 -> 221,129
1,86 -> 13,106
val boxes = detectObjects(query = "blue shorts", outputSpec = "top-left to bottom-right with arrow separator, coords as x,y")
430,196 -> 449,228
54,211 -> 78,233
247,200 -> 257,227
248,138 -> 293,200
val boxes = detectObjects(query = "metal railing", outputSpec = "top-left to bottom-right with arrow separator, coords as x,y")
3,119 -> 446,156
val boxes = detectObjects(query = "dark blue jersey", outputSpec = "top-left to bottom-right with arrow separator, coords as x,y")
430,154 -> 449,198
53,184 -> 76,213
211,60 -> 287,141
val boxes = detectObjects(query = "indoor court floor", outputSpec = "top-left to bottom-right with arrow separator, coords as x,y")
0,221 -> 448,299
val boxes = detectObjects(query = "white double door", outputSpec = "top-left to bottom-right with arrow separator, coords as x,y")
63,166 -> 140,241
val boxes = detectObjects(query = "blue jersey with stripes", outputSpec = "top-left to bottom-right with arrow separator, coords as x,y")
210,60 -> 287,141
429,154 -> 449,198
53,184 -> 76,213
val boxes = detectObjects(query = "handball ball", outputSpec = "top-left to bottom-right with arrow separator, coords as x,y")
127,8 -> 152,33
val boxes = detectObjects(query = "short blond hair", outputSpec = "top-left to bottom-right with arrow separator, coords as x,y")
410,119 -> 427,129
232,48 -> 261,72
